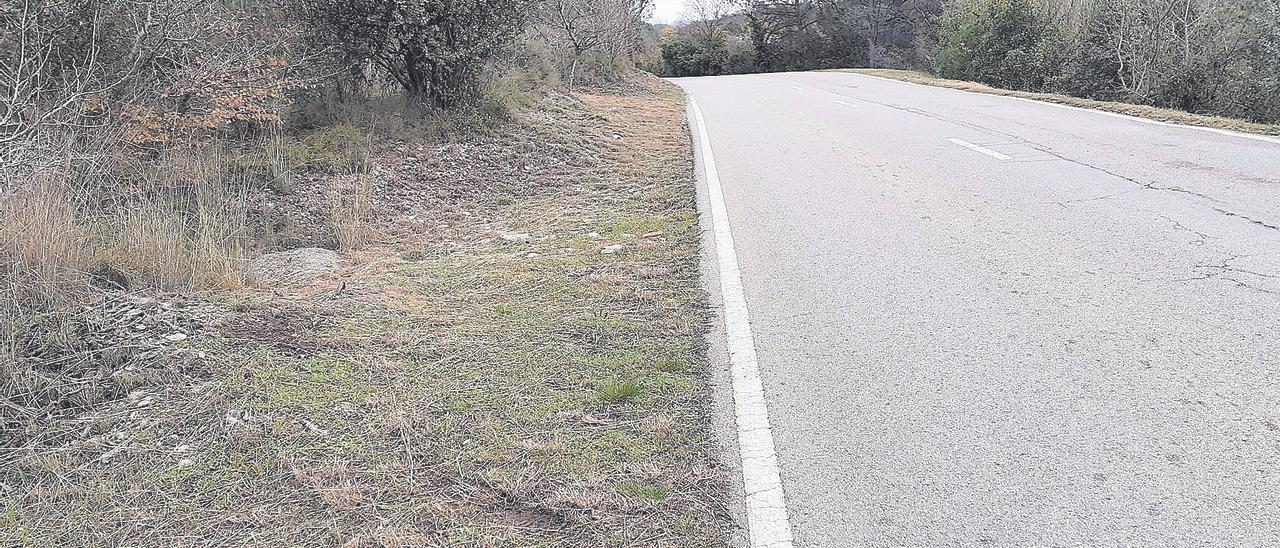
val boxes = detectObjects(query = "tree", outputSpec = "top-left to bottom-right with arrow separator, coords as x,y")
683,0 -> 734,74
537,0 -> 653,86
299,0 -> 530,107
740,0 -> 822,71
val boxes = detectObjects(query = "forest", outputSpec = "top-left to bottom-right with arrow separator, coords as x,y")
656,0 -> 1280,123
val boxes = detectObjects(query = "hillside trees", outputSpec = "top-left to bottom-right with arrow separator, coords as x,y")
673,0 -> 1280,123
1,0 -> 303,158
657,0 -> 754,76
729,0 -> 940,71
934,0 -> 1280,121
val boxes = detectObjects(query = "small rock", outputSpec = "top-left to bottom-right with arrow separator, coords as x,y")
643,230 -> 664,238
601,244 -> 624,255
586,232 -> 601,239
302,419 -> 330,437
176,458 -> 193,467
164,333 -> 188,342
501,233 -> 532,242
248,248 -> 340,287
621,233 -> 635,238
526,252 -> 541,258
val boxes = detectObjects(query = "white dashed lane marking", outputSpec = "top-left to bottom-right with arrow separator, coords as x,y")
946,137 -> 1013,160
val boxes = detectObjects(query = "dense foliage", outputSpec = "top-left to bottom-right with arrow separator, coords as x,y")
936,0 -> 1058,90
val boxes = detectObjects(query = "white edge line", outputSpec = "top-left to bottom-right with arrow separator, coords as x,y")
833,100 -> 854,107
689,97 -> 795,548
849,72 -> 1280,146
946,137 -> 1013,160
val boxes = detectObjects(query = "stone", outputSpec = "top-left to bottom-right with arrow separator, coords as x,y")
248,248 -> 340,287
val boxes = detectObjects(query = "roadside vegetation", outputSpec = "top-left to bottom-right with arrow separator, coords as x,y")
838,68 -> 1280,136
2,1 -> 728,545
654,0 -> 1280,127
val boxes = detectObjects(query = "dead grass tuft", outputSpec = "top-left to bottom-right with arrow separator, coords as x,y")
331,173 -> 376,251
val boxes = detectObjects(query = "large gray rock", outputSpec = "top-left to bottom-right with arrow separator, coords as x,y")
248,248 -> 340,286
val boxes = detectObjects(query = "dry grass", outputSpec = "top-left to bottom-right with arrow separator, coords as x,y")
1,147 -> 252,300
1,146 -> 251,451
836,68 -> 1280,136
115,150 -> 250,292
1,75 -> 730,547
331,172 -> 376,251
0,175 -> 94,304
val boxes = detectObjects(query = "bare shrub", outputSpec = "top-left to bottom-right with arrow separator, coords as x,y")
534,0 -> 655,87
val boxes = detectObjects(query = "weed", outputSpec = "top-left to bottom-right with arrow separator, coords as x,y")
330,173 -> 374,251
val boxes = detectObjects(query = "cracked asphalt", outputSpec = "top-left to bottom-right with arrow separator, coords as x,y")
674,72 -> 1280,547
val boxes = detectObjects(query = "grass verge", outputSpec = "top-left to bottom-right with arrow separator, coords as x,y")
835,68 -> 1280,137
0,76 -> 729,547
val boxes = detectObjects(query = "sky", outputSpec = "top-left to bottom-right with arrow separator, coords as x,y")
650,0 -> 684,24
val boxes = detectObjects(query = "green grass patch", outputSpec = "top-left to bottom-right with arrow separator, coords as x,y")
618,480 -> 669,501
596,379 -> 642,403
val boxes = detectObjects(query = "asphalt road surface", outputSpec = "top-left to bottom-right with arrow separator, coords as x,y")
674,71 -> 1280,547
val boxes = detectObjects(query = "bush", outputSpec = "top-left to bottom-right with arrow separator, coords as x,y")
658,28 -> 736,77
298,0 -> 530,107
936,0 -> 1060,90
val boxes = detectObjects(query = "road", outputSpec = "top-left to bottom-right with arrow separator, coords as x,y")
674,71 -> 1280,547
